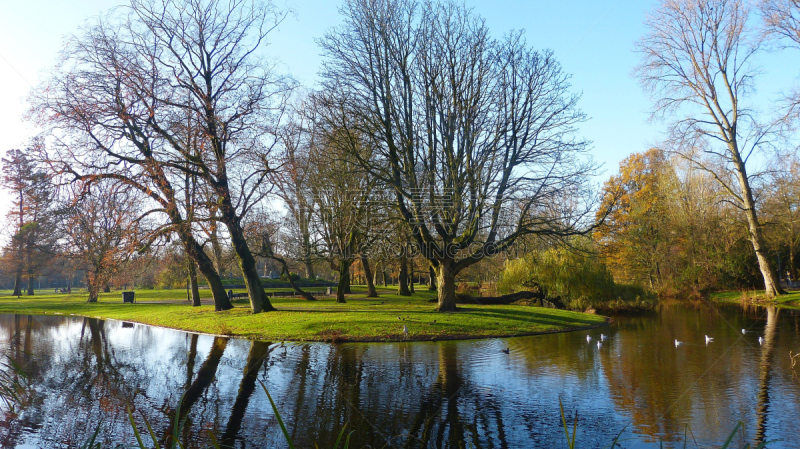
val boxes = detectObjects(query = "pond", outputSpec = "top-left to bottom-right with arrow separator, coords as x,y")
0,302 -> 798,448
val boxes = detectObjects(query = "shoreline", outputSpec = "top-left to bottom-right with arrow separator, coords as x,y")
0,289 -> 609,343
33,311 -> 612,343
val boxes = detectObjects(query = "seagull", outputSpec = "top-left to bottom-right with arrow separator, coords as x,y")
402,325 -> 409,339
596,341 -> 602,349
600,334 -> 607,341
705,335 -> 714,344
758,336 -> 764,346
586,334 -> 592,343
502,347 -> 510,354
675,339 -> 683,347
741,329 -> 747,335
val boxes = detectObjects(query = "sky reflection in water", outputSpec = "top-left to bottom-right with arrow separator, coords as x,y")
0,302 -> 798,448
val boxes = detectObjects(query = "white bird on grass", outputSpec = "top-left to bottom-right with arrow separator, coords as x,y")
705,335 -> 714,344
675,339 -> 683,347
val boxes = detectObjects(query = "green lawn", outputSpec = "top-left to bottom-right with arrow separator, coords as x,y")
0,287 -> 606,342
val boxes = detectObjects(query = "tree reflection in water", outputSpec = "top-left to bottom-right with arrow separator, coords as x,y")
0,305 -> 798,448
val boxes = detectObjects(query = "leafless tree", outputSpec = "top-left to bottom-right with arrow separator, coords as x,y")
635,0 -> 784,297
32,0 -> 296,312
318,0 -> 595,311
59,182 -> 141,303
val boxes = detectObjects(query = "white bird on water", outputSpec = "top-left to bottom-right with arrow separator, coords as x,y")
741,329 -> 747,335
600,334 -> 607,341
596,341 -> 602,349
705,335 -> 714,344
403,325 -> 409,339
586,334 -> 592,343
758,336 -> 764,346
675,339 -> 683,347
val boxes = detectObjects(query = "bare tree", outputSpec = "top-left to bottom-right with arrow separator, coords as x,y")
318,0 -> 595,311
121,0 -> 296,313
60,182 -> 141,303
762,0 -> 800,43
635,0 -> 784,297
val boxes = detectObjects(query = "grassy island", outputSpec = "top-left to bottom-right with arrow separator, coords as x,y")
0,287 -> 607,342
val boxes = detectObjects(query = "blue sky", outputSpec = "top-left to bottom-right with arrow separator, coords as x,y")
1,0 -> 798,219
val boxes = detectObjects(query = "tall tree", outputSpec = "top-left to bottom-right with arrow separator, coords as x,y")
1,148 -> 56,296
318,0 -> 595,311
635,0 -> 784,297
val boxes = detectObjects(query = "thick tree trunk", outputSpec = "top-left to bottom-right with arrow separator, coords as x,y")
219,205 -> 275,313
398,257 -> 411,296
434,261 -> 457,312
361,254 -> 378,297
86,273 -> 99,303
429,266 -> 437,291
304,257 -> 315,280
383,267 -> 389,287
12,271 -> 22,297
26,274 -> 34,296
188,263 -> 201,306
336,259 -> 352,303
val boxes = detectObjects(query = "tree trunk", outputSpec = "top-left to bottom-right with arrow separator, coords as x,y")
336,259 -> 352,303
383,267 -> 389,287
434,261 -> 457,312
732,149 -> 784,298
26,274 -> 34,296
409,257 -> 415,294
219,205 -> 275,313
398,257 -> 411,296
790,245 -> 797,282
181,232 -> 232,311
304,257 -> 315,280
429,266 -> 437,291
86,273 -> 99,303
361,254 -> 378,297
189,263 -> 201,306
12,271 -> 22,297
103,283 -> 110,293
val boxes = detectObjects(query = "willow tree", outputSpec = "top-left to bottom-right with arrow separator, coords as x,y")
635,0 -> 784,297
318,0 -> 595,311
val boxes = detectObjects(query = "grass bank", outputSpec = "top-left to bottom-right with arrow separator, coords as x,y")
0,287 -> 607,342
709,289 -> 800,309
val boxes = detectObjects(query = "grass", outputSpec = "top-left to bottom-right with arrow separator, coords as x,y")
709,289 -> 800,310
0,287 -> 606,342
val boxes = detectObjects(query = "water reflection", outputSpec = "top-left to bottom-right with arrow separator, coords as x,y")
0,303 -> 798,448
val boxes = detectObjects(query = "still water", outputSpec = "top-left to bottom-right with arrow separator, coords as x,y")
0,302 -> 798,448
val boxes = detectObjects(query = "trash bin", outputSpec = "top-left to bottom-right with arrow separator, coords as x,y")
122,291 -> 135,304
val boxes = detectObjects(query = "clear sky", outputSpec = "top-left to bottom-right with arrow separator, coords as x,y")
1,0 -> 798,219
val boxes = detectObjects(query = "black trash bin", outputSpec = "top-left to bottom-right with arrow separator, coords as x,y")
122,291 -> 135,304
